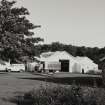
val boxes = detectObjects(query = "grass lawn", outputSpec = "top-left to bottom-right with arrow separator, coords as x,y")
0,72 -> 102,105
32,72 -> 102,87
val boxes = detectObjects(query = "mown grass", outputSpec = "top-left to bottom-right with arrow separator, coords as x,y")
19,76 -> 102,87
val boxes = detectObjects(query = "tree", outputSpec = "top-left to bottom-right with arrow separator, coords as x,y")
75,47 -> 84,56
51,42 -> 64,51
0,0 -> 43,62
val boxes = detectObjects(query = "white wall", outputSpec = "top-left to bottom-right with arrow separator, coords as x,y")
76,57 -> 98,73
40,51 -> 98,73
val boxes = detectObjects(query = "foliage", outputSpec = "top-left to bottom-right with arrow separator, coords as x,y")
10,84 -> 105,105
0,0 -> 43,62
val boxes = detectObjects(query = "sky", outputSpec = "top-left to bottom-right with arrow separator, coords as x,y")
12,0 -> 105,47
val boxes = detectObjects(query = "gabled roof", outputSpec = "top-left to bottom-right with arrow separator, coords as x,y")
76,56 -> 97,67
40,51 -> 55,58
40,51 -> 75,61
76,56 -> 93,63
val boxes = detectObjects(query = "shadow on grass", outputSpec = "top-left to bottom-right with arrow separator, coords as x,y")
18,76 -> 103,87
0,72 -> 9,74
2,96 -> 33,105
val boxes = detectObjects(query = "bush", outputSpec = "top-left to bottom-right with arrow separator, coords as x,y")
10,84 -> 105,105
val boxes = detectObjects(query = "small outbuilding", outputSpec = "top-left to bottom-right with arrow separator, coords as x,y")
76,56 -> 98,73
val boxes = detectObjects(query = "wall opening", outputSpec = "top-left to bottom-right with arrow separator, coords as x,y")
59,60 -> 69,72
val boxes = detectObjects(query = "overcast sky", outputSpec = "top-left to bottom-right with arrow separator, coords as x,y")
14,0 -> 105,47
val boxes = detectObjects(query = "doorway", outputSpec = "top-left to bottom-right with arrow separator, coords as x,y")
59,60 -> 69,72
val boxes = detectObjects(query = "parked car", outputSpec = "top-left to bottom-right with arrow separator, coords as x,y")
7,64 -> 25,72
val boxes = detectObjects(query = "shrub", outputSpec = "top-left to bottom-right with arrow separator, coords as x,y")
10,84 -> 105,105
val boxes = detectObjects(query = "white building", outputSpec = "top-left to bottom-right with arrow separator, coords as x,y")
40,51 -> 81,72
39,51 -> 99,73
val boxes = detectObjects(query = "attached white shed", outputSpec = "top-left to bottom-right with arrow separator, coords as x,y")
76,56 -> 98,73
